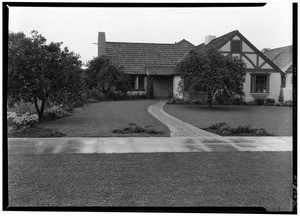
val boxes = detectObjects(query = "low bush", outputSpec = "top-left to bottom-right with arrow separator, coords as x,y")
265,98 -> 275,106
44,105 -> 71,120
7,111 -> 39,134
7,101 -> 36,115
283,100 -> 293,107
254,98 -> 265,106
9,127 -> 66,137
113,123 -> 164,135
166,96 -> 204,105
203,122 -> 271,136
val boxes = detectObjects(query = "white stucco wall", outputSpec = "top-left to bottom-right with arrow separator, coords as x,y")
243,72 -> 281,102
219,41 -> 230,52
242,41 -> 254,52
283,73 -> 293,101
173,75 -> 183,98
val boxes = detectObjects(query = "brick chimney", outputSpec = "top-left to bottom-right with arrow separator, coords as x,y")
205,35 -> 216,45
98,32 -> 106,57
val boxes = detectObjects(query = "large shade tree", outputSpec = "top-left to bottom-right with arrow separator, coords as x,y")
8,30 -> 85,120
177,48 -> 247,108
85,56 -> 130,99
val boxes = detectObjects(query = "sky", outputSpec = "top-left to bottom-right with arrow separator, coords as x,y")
8,2 -> 293,65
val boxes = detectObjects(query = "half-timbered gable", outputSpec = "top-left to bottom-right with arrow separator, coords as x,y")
195,30 -> 285,102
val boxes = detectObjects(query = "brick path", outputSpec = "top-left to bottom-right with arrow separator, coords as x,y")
148,101 -> 219,137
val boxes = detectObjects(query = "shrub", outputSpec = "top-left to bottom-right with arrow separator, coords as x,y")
278,89 -> 284,104
87,98 -> 98,103
283,100 -> 293,107
167,96 -> 196,105
113,123 -> 164,135
254,98 -> 265,105
9,127 -> 66,137
7,111 -> 39,133
87,88 -> 103,101
208,122 -> 228,130
44,105 -> 71,120
203,122 -> 271,136
265,98 -> 275,106
7,101 -> 36,115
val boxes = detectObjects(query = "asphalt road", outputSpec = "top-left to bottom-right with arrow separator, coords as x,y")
7,152 -> 293,212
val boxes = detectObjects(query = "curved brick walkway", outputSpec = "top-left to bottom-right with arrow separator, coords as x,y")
148,101 -> 220,137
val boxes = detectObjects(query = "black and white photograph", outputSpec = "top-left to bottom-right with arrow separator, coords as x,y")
3,1 -> 296,213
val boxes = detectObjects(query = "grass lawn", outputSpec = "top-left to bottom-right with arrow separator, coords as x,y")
164,105 -> 293,136
39,100 -> 170,137
8,152 -> 292,211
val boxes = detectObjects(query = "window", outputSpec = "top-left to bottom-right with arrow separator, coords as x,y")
231,40 -> 241,52
138,76 -> 145,90
251,74 -> 270,93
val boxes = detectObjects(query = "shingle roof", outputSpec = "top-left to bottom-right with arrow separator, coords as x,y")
145,65 -> 177,76
106,40 -> 194,75
263,45 -> 292,72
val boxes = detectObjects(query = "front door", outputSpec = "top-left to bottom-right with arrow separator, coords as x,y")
153,76 -> 173,98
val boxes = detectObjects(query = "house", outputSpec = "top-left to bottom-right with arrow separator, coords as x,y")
263,45 -> 293,101
97,32 -> 194,98
97,30 -> 285,102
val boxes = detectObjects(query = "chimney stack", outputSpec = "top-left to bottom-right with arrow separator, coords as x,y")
98,32 -> 106,57
205,35 -> 216,45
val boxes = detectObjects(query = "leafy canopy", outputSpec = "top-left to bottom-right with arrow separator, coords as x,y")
176,48 -> 247,107
8,30 -> 85,120
85,56 -> 131,99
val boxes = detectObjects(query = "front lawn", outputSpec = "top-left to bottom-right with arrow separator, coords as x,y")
8,152 -> 292,211
164,105 -> 292,136
39,100 -> 170,137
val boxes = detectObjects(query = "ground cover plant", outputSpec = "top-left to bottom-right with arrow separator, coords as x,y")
113,123 -> 164,135
203,122 -> 271,136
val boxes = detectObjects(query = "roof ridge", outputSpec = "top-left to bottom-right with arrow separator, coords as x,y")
177,39 -> 195,47
267,45 -> 292,51
106,41 -> 177,45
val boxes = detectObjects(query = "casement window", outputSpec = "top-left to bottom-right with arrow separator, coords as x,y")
251,74 -> 270,93
138,75 -> 145,90
231,40 -> 242,52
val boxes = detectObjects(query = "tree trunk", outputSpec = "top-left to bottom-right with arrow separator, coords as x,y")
34,97 -> 46,121
207,94 -> 213,108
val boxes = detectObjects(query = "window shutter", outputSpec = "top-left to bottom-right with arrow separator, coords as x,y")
251,75 -> 256,92
281,75 -> 286,88
266,75 -> 270,92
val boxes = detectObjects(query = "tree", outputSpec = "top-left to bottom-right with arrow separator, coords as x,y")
8,30 -> 85,120
85,56 -> 130,99
176,48 -> 246,108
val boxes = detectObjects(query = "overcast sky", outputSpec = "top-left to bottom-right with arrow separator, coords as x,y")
9,2 -> 293,64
